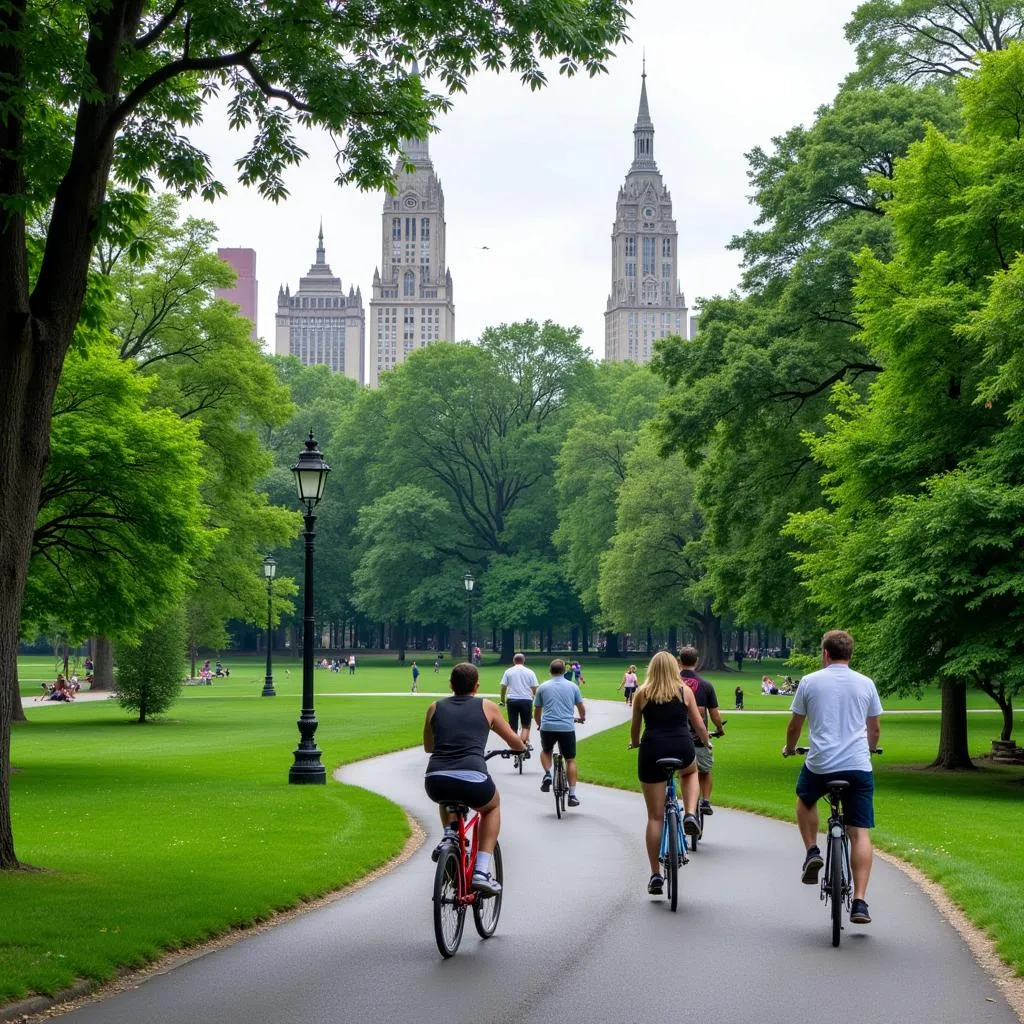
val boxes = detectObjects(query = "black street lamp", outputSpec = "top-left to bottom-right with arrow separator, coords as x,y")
261,555 -> 277,697
464,572 -> 475,664
289,431 -> 330,785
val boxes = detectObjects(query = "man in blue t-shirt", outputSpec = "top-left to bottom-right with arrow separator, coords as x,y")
533,659 -> 586,806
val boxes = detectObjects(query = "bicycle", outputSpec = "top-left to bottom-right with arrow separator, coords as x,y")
689,722 -> 725,852
431,749 -> 514,958
655,756 -> 689,911
787,746 -> 882,947
550,719 -> 583,818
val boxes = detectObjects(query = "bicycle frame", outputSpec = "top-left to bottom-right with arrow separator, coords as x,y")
659,773 -> 689,866
443,806 -> 482,909
821,791 -> 851,908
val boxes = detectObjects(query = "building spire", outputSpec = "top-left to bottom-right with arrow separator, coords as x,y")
400,60 -> 431,166
316,220 -> 325,265
631,61 -> 656,171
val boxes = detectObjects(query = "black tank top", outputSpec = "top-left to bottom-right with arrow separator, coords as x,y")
642,696 -> 687,737
426,696 -> 489,774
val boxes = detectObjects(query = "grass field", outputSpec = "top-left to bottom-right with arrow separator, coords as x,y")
578,709 -> 1024,974
6,651 -> 1022,1005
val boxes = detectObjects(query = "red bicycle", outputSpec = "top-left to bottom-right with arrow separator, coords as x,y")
432,749 -> 513,957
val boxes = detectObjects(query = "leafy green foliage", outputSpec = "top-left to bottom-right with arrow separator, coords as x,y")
115,609 -> 187,722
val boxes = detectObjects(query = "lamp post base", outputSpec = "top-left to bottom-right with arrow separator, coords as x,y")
261,676 -> 277,697
288,747 -> 326,784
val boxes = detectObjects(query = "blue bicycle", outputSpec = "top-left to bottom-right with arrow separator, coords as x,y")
656,756 -> 689,911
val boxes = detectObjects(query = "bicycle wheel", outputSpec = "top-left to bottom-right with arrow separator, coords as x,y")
517,752 -> 523,775
433,846 -> 466,958
829,833 -> 844,947
665,806 -> 680,912
554,756 -> 563,818
472,842 -> 503,938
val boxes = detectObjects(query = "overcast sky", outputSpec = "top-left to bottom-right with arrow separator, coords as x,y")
184,0 -> 858,361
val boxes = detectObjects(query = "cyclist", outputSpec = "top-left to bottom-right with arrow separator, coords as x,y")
782,629 -> 882,925
533,658 -> 585,806
678,647 -> 725,818
423,662 -> 526,895
629,651 -> 711,894
499,652 -> 539,754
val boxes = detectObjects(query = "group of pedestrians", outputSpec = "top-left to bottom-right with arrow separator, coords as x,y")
420,629 -> 883,926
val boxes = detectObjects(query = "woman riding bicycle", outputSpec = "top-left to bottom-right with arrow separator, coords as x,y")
423,662 -> 526,895
629,651 -> 712,895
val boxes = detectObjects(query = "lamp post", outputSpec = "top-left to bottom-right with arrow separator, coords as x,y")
289,431 -> 330,784
463,572 -> 475,664
261,555 -> 277,697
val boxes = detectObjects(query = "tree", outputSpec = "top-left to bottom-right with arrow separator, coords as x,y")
846,1 -> 1024,84
0,0 -> 628,868
115,608 -> 187,723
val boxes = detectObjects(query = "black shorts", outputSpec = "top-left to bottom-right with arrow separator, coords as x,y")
637,732 -> 695,784
424,773 -> 496,809
506,698 -> 533,732
540,729 -> 577,760
796,767 -> 875,828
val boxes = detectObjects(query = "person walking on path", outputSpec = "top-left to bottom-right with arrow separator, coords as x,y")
678,647 -> 726,817
629,651 -> 711,894
423,663 -> 526,894
411,661 -> 420,693
534,659 -> 585,806
618,665 -> 639,706
783,629 -> 882,926
499,653 -> 539,752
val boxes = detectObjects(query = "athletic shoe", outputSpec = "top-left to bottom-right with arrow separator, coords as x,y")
700,799 -> 714,816
850,899 -> 872,924
472,871 -> 502,896
801,846 -> 824,885
567,794 -> 580,807
683,813 -> 702,838
647,874 -> 664,895
540,774 -> 552,792
431,830 -> 457,863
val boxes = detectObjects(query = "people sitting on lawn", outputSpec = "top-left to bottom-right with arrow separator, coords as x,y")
779,675 -> 797,695
761,675 -> 779,695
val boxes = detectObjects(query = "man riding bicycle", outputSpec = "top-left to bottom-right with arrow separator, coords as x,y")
423,662 -> 526,895
533,659 -> 585,807
783,630 -> 882,925
499,652 -> 539,753
678,646 -> 725,820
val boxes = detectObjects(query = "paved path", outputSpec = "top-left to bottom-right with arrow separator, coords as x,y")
55,700 -> 1016,1024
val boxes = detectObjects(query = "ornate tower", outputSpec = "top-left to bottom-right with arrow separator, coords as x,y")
604,67 -> 688,363
274,225 -> 365,382
368,113 -> 456,387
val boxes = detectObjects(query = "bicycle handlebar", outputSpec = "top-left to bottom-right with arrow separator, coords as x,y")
484,749 -> 518,761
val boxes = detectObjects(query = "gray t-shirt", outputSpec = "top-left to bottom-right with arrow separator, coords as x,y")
534,676 -> 583,732
791,663 -> 883,773
500,664 -> 539,700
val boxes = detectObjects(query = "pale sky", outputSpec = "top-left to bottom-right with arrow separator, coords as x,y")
184,0 -> 858,361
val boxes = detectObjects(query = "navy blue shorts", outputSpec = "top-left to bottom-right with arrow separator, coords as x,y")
796,766 -> 875,828
506,699 -> 533,732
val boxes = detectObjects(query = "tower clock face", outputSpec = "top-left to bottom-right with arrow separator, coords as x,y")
403,196 -> 417,208
642,206 -> 655,219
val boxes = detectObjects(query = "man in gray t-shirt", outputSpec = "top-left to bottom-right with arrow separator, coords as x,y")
533,659 -> 585,806
783,630 -> 882,926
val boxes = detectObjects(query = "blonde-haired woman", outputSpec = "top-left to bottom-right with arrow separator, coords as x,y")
629,650 -> 712,895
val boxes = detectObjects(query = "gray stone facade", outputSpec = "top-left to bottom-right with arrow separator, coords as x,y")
604,70 -> 688,363
368,131 -> 456,388
275,227 -> 365,382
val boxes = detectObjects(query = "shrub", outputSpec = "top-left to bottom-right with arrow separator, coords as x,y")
116,610 -> 186,722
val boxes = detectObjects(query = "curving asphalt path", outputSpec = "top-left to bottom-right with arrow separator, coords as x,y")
54,699 -> 1016,1024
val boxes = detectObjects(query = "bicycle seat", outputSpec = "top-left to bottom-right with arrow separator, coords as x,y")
825,780 -> 850,793
656,757 -> 684,774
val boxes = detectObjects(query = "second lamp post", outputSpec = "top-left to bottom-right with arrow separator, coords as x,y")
261,554 -> 276,697
464,572 -> 475,665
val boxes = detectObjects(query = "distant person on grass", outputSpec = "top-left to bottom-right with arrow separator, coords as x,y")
499,653 -> 539,753
423,663 -> 526,895
534,659 -> 585,806
411,661 -> 420,693
783,629 -> 882,926
619,664 -> 639,706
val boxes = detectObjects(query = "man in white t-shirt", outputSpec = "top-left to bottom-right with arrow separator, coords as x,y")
499,653 -> 539,753
783,630 -> 882,925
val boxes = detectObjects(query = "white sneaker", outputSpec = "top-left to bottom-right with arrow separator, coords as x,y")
471,871 -> 502,896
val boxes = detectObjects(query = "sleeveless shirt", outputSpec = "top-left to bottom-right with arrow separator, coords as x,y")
641,695 -> 687,737
426,695 -> 490,775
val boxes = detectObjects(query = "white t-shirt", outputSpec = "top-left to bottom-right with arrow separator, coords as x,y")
791,663 -> 883,774
501,664 -> 539,701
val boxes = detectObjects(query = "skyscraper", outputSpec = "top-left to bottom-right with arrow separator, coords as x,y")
215,247 -> 258,340
275,226 -> 365,383
368,128 -> 455,388
604,67 -> 688,363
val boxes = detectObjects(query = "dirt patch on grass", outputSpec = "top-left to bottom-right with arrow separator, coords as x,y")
0,812 -> 425,1024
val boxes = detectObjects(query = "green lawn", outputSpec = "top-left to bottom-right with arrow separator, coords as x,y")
579,710 -> 1024,973
3,692 -> 423,1003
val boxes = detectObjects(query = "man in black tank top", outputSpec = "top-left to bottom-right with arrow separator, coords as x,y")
423,663 -> 526,894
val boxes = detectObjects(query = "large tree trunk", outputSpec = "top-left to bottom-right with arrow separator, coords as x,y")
979,680 -> 1014,745
450,626 -> 462,662
603,632 -> 620,658
91,635 -> 114,690
931,678 -> 975,769
690,602 -> 728,671
397,618 -> 406,663
668,624 -> 678,653
499,628 -> 514,665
